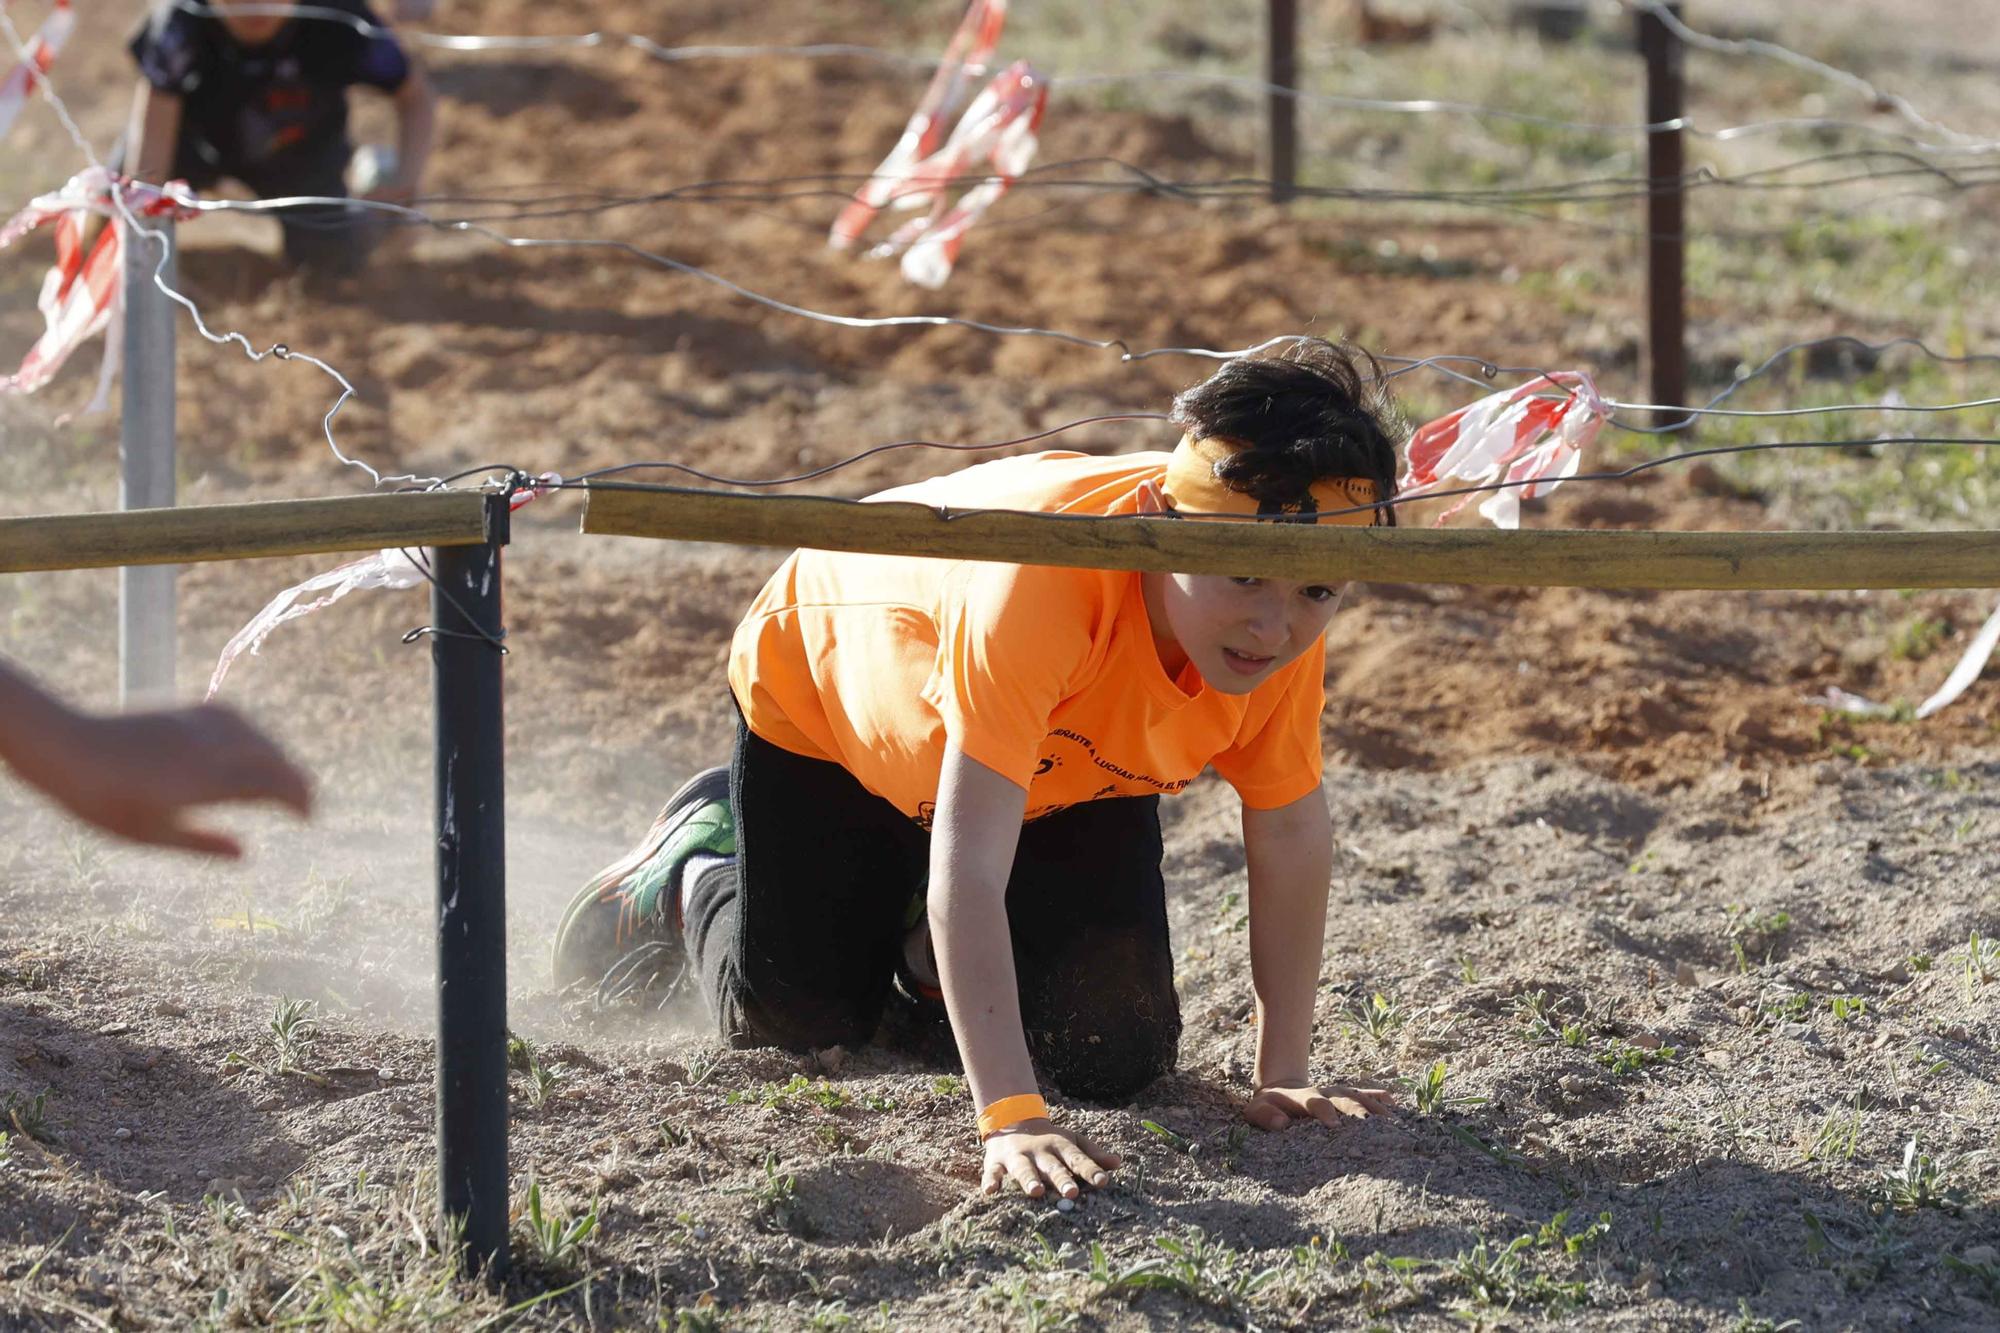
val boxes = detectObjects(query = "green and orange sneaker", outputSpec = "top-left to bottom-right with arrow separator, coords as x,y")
552,765 -> 733,1001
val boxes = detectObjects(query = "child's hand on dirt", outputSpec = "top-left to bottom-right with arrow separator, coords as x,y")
1243,1082 -> 1394,1131
980,1120 -> 1120,1200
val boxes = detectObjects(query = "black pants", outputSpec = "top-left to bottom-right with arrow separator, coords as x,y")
683,714 -> 1182,1102
170,135 -> 375,275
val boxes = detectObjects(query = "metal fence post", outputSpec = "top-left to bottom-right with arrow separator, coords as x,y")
1267,0 -> 1298,202
1638,2 -> 1689,427
432,495 -> 510,1277
119,216 -> 176,703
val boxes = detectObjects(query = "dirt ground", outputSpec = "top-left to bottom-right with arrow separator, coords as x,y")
2,1 -> 1998,1329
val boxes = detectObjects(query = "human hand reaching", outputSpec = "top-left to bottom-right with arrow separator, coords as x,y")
10,702 -> 312,857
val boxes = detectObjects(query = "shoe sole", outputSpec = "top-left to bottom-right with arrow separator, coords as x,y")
553,763 -> 730,991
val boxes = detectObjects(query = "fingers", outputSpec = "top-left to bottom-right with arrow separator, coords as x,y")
1242,1096 -> 1291,1132
1071,1133 -> 1121,1173
983,1131 -> 1120,1200
195,707 -> 315,814
1058,1142 -> 1110,1189
1333,1085 -> 1397,1117
1005,1153 -> 1046,1200
148,823 -> 244,860
1034,1150 -> 1080,1200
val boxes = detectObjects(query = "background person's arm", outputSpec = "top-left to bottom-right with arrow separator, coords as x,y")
930,743 -> 1120,1197
1240,788 -> 1394,1128
371,61 -> 437,204
124,81 -> 182,184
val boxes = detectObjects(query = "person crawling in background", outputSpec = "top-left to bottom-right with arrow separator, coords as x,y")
123,0 -> 437,276
555,337 -> 1403,1200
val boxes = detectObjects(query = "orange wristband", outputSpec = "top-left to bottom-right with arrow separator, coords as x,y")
977,1093 -> 1049,1140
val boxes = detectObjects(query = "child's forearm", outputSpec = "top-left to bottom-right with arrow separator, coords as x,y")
125,83 -> 182,183
390,66 -> 437,192
932,881 -> 1041,1117
1242,793 -> 1335,1086
929,743 -> 1042,1124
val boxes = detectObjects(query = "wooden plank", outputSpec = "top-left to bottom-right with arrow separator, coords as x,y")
0,492 -> 494,574
582,484 -> 2000,590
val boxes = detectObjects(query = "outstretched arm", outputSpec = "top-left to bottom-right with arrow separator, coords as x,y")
931,743 -> 1121,1198
124,80 -> 182,184
0,662 -> 312,857
1240,787 -> 1393,1128
369,62 -> 437,204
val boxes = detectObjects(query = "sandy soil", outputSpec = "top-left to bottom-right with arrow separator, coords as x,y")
1,2 -> 1997,1329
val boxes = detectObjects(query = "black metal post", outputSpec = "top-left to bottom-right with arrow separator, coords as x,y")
1638,2 -> 1688,427
1267,0 -> 1298,202
432,495 -> 510,1277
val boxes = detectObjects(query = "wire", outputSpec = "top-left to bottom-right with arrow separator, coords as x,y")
1624,1 -> 1995,153
564,435 -> 2000,527
0,7 -> 431,489
571,413 -> 1171,489
170,1 -> 2000,157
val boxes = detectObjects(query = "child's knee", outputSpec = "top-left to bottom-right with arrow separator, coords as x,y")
1036,1009 -> 1181,1103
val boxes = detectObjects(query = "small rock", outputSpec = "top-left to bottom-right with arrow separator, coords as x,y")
1964,1244 -> 1998,1267
155,1001 -> 188,1019
1056,1197 -> 1076,1213
96,1020 -> 133,1036
113,1127 -> 132,1141
376,1068 -> 395,1081
1673,961 -> 1700,988
1871,1031 -> 1893,1050
813,1045 -> 848,1075
1702,1049 -> 1734,1070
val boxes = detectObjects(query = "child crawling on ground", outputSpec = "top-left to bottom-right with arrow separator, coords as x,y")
124,0 -> 436,276
556,338 -> 1402,1199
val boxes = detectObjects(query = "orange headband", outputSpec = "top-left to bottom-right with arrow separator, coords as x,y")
1158,434 -> 1384,526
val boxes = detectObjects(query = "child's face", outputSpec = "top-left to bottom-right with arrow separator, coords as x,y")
214,0 -> 288,45
1145,573 -> 1344,695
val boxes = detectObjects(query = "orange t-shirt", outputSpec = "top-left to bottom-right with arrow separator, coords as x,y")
727,450 -> 1326,824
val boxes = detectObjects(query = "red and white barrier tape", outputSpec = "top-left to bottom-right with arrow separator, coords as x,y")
1398,371 -> 1609,528
828,0 -> 1044,288
0,166 -> 195,409
0,0 -> 72,141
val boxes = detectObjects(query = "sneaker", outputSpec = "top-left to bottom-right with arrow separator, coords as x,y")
552,765 -> 733,998
892,882 -> 943,1005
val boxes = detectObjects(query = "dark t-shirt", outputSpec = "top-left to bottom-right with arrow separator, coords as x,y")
130,0 -> 408,173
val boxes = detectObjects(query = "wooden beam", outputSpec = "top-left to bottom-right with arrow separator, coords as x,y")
582,484 -> 2000,590
0,492 -> 495,574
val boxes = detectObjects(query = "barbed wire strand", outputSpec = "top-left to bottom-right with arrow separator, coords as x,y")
173,1 -> 2000,157
560,434 -> 2000,526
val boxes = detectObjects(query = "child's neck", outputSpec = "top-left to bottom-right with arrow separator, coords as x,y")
1139,572 -> 1189,679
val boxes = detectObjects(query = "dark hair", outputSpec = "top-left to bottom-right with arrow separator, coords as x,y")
1168,337 -> 1404,525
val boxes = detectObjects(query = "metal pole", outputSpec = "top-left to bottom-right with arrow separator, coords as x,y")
432,495 -> 510,1276
119,216 -> 176,704
1267,0 -> 1298,202
1638,2 -> 1688,427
